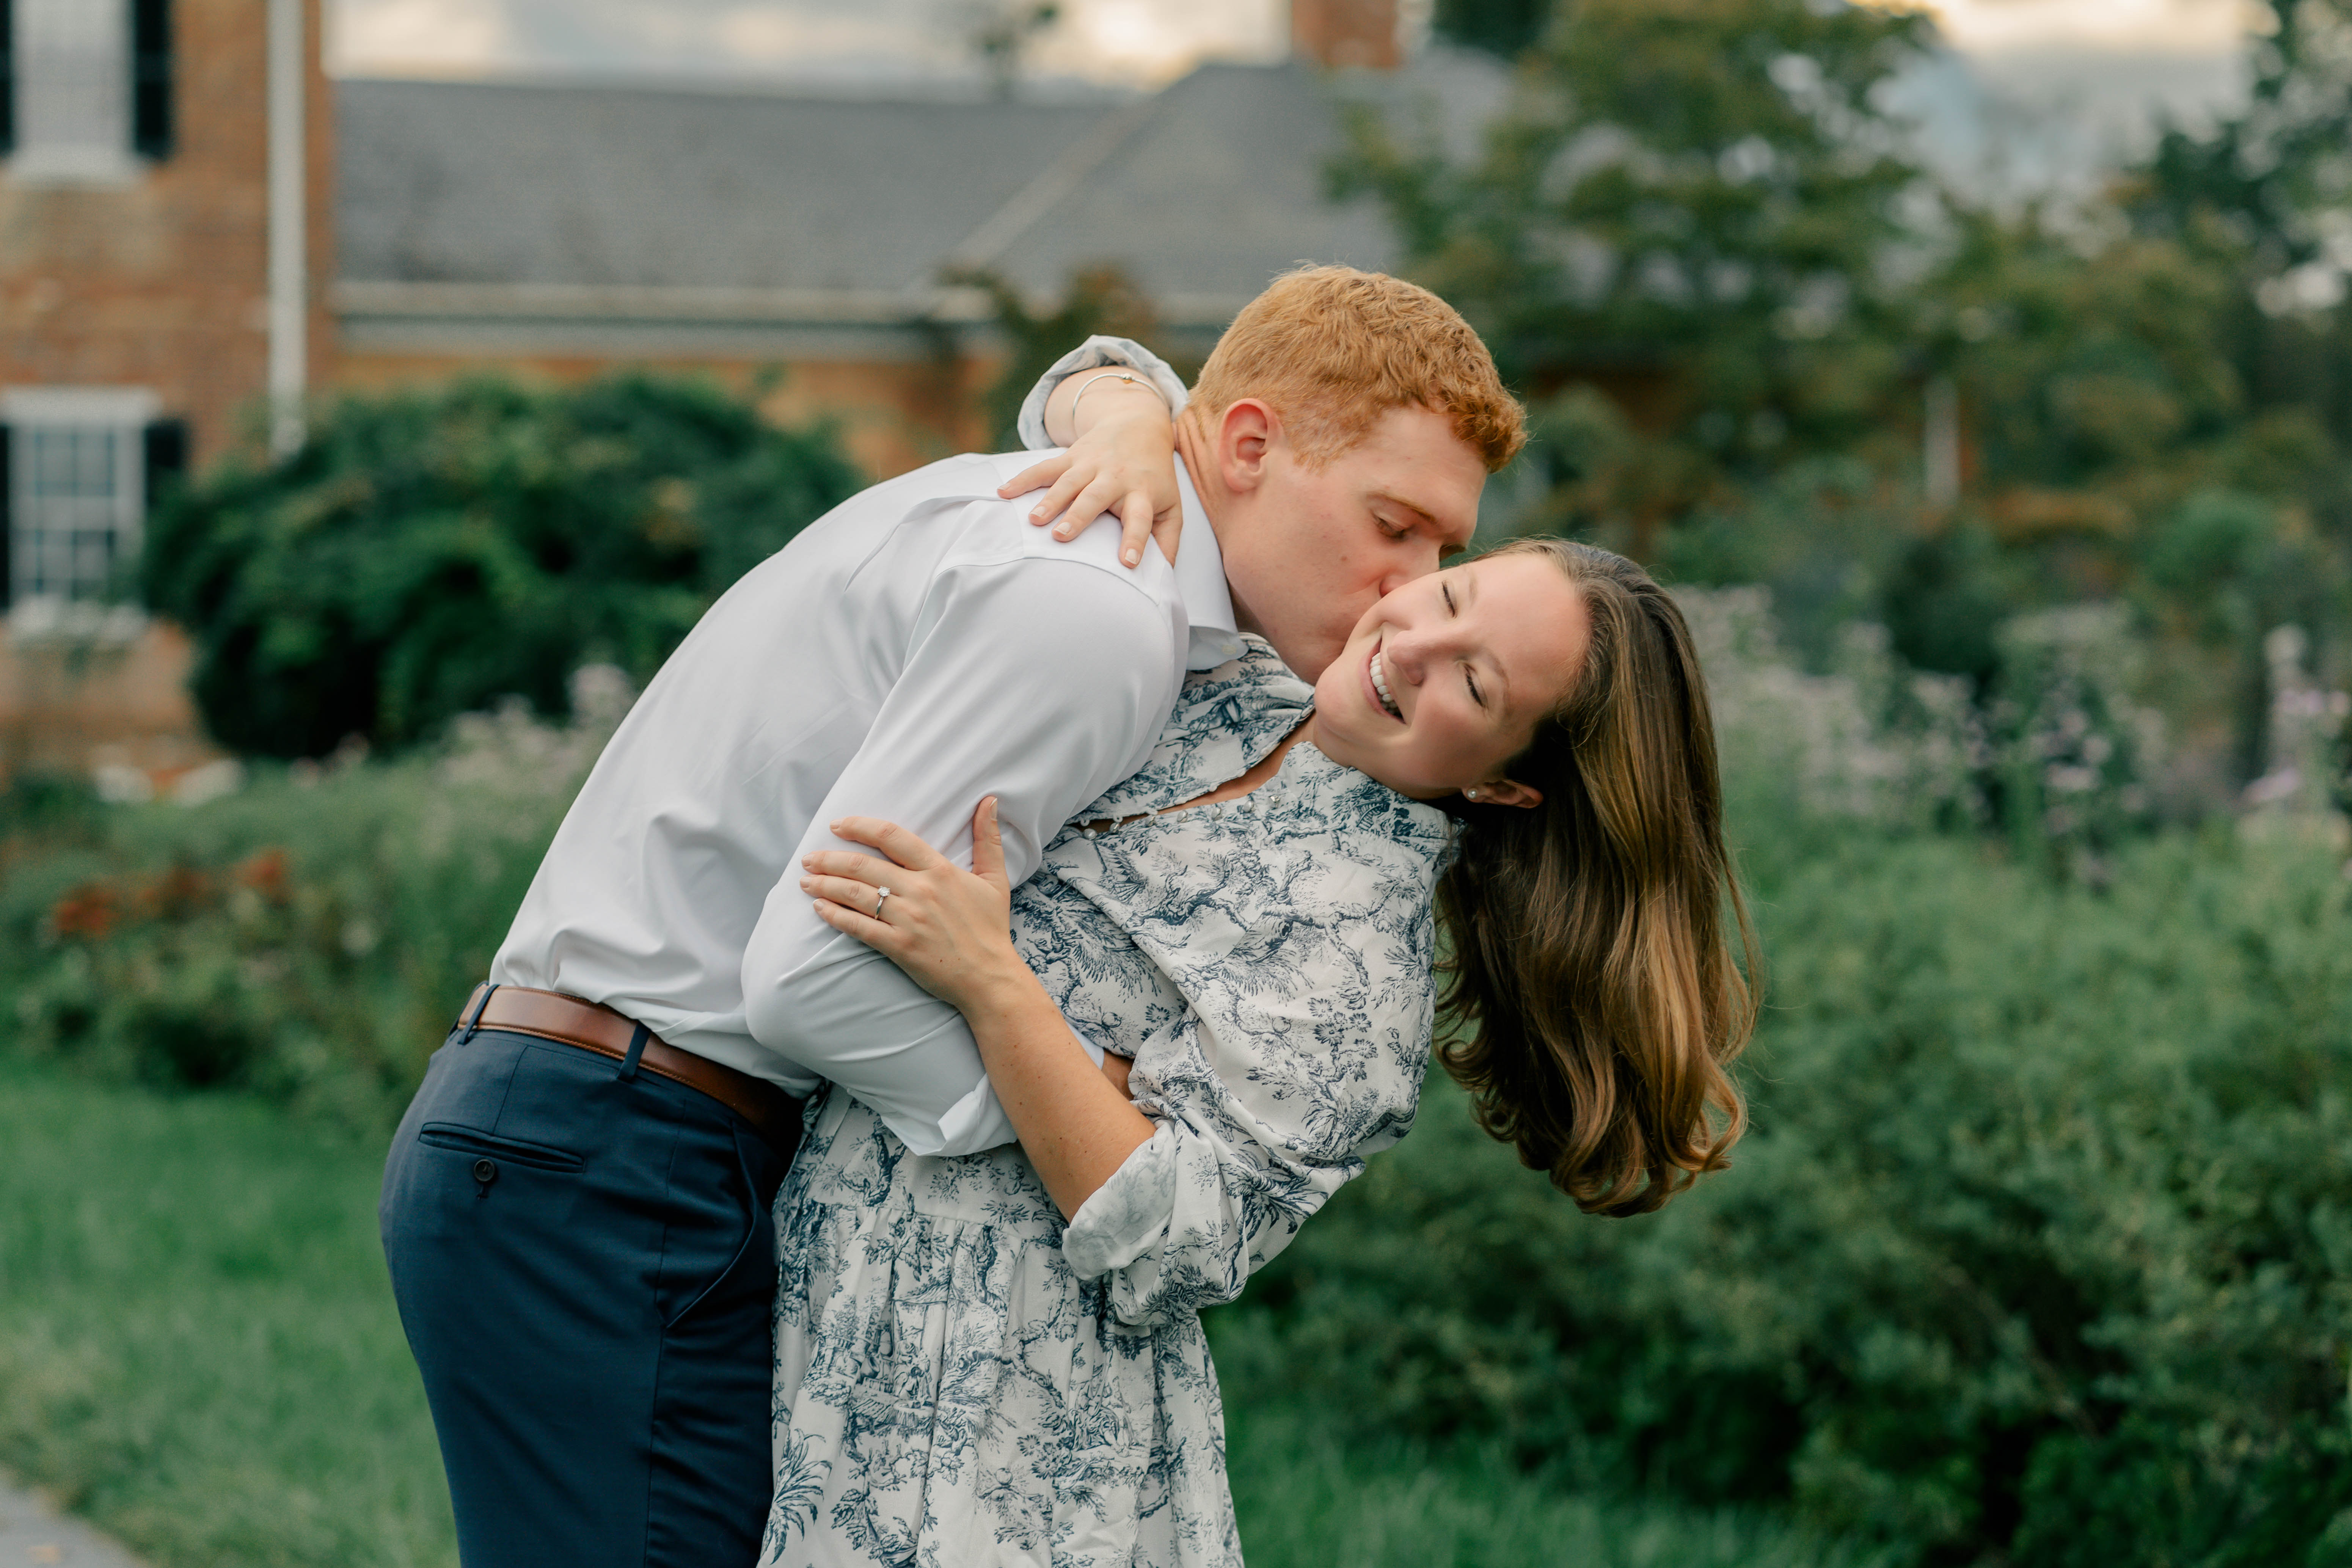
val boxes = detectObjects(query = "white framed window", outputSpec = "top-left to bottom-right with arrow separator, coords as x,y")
9,0 -> 141,185
4,386 -> 160,609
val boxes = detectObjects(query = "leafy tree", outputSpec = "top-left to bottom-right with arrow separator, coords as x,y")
1347,0 -> 2352,788
142,374 -> 863,759
1432,0 -> 1551,60
2134,0 -> 2352,287
1947,0 -> 2352,760
952,262 -> 1194,449
2120,0 -> 2352,541
1339,0 -> 1936,552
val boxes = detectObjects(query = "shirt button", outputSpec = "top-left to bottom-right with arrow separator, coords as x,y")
473,1158 -> 498,1185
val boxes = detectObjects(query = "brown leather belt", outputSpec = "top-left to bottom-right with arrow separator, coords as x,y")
457,983 -> 800,1154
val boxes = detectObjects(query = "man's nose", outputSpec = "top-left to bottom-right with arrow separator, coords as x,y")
1374,540 -> 1440,600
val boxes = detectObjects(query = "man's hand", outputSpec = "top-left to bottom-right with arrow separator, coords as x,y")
1002,377 -> 1181,570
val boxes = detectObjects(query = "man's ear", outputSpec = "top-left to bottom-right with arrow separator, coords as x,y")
1217,399 -> 1278,495
1473,778 -> 1543,810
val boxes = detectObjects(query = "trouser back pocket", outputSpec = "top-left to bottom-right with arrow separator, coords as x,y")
418,1122 -> 586,1174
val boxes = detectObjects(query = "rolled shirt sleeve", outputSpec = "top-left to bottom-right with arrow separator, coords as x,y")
740,544 -> 1182,1155
1016,336 -> 1189,451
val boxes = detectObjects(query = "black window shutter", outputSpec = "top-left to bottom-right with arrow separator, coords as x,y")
2,0 -> 17,159
143,418 -> 189,511
132,0 -> 173,161
141,419 -> 187,609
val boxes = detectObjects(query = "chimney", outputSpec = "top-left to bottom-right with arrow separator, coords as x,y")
1291,0 -> 1401,69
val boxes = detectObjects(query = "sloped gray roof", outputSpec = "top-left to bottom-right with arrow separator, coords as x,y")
334,56 -> 1507,334
337,78 -> 1118,295
983,57 -> 1507,321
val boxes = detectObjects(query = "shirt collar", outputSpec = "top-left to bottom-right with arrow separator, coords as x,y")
1171,457 -> 1243,671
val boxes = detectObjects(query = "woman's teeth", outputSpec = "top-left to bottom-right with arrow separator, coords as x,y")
1370,649 -> 1403,720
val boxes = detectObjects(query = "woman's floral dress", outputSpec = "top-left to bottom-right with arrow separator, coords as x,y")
759,638 -> 1450,1568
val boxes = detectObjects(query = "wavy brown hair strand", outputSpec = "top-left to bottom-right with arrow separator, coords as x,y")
1435,540 -> 1759,1216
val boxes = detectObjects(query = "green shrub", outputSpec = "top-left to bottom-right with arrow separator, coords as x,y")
12,551 -> 2350,1562
2,690 -> 608,1129
141,374 -> 863,758
1212,826 -> 2352,1564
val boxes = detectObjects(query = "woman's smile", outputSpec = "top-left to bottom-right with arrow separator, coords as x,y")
1315,555 -> 1593,800
1365,644 -> 1405,722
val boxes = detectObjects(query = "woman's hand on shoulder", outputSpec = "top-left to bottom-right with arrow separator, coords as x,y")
1000,392 -> 1182,570
802,799 -> 1029,1015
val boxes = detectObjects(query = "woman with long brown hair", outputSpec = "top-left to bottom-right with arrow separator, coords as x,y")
1434,537 -> 1758,1214
763,532 -> 1756,1566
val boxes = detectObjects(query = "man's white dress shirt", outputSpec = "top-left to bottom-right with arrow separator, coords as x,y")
492,340 -> 1232,1156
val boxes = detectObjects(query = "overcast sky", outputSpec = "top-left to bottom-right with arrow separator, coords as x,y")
330,0 -> 1291,86
331,0 -> 2255,82
327,0 -> 2259,187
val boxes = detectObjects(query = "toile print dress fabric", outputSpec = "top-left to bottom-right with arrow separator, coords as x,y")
759,637 -> 1451,1568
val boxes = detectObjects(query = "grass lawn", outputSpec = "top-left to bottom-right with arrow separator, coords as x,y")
0,1055 -> 1868,1568
1224,1412 -> 1893,1568
0,1056 -> 454,1568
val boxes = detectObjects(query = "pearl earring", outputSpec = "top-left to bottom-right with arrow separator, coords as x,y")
1464,788 -> 1478,801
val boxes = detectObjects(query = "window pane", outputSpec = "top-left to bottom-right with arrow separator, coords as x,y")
17,0 -> 133,161
12,422 -> 136,603
30,428 -> 118,499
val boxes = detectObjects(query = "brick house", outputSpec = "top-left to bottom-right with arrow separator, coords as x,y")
0,0 -> 1494,780
1,0 -> 329,782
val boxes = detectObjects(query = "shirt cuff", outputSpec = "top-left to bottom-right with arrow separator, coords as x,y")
1016,336 -> 1189,451
894,1074 -> 1017,1157
1067,1022 -> 1109,1068
880,1027 -> 1101,1157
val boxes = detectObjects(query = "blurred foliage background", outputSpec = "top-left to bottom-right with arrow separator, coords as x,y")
6,1 -> 2352,1565
141,374 -> 861,759
1358,0 -> 2352,819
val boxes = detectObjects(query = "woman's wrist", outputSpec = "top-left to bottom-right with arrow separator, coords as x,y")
1068,373 -> 1167,434
1046,372 -> 1171,446
949,951 -> 1054,1028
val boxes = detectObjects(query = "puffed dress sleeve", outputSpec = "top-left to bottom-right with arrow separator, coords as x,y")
1060,1002 -> 1427,1328
1054,776 -> 1445,1328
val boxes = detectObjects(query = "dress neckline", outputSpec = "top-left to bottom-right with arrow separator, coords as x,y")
1078,726 -> 1442,840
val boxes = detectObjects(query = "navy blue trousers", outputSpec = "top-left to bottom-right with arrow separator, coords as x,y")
380,1026 -> 794,1568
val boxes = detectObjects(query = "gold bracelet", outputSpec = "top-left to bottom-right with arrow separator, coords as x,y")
1068,370 -> 1169,427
